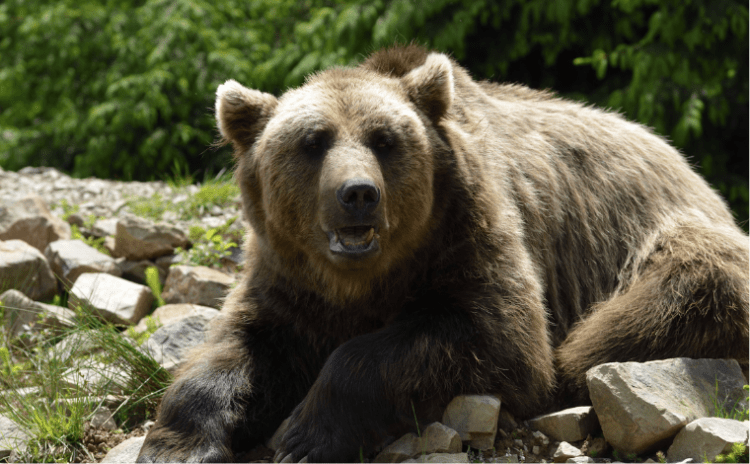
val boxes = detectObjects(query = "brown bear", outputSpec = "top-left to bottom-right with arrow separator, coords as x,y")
137,45 -> 749,463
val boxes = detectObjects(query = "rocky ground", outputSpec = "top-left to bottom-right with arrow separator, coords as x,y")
0,166 -> 747,463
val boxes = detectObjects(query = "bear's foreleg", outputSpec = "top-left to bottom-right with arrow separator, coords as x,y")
276,296 -> 554,463
137,323 -> 322,463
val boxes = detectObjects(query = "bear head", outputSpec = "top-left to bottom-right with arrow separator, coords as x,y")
215,52 -> 455,303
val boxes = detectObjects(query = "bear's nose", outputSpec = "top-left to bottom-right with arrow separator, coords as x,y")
337,178 -> 380,214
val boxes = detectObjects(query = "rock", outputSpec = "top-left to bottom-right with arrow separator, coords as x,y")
584,436 -> 608,457
552,442 -> 582,463
0,289 -> 75,341
528,406 -> 599,442
0,195 -> 70,252
114,215 -> 189,260
161,265 -> 235,308
374,433 -> 422,463
566,457 -> 594,463
90,405 -> 118,431
91,217 -> 118,237
667,417 -> 749,462
142,313 -> 216,372
266,417 -> 291,451
69,272 -> 153,325
54,331 -> 104,363
45,239 -> 121,286
403,452 -> 469,463
132,303 -> 219,333
587,358 -> 747,455
531,430 -> 550,447
422,422 -> 462,454
0,413 -> 29,460
0,239 -> 57,301
101,436 -> 145,463
441,395 -> 501,450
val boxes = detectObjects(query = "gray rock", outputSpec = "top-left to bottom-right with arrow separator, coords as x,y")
101,436 -> 145,463
0,195 -> 70,252
91,217 -> 118,237
90,405 -> 118,431
132,303 -> 219,333
667,417 -> 749,462
0,413 -> 29,460
553,442 -> 582,463
423,422 -> 462,454
403,452 -> 469,463
114,215 -> 189,260
587,358 -> 747,455
69,272 -> 153,325
0,239 -> 56,301
0,289 -> 75,341
161,265 -> 235,308
374,433 -> 422,463
441,395 -> 501,450
566,457 -> 594,463
45,239 -> 121,286
61,361 -> 130,394
529,406 -> 599,442
142,313 -> 216,372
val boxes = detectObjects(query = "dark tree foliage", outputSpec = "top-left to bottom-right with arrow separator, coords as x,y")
0,0 -> 746,226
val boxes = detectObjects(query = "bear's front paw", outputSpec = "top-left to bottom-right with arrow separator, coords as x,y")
273,401 -> 365,463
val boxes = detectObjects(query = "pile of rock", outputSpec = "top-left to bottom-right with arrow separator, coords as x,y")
0,167 -> 747,463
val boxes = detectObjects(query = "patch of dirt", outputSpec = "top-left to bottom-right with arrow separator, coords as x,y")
74,421 -> 146,463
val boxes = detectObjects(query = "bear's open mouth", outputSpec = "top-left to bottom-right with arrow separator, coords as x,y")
327,225 -> 380,257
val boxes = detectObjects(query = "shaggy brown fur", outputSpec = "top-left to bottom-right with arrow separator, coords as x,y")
137,45 -> 749,463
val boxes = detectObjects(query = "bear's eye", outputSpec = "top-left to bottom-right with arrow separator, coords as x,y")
302,130 -> 329,158
371,132 -> 396,157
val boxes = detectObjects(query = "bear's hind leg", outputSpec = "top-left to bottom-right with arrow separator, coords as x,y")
556,222 -> 749,403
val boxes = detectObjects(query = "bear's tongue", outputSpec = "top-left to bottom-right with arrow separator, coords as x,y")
337,226 -> 375,247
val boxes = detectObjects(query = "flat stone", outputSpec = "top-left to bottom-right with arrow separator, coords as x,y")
587,358 -> 747,455
667,417 -> 749,462
0,413 -> 29,459
566,457 -> 594,463
441,395 -> 501,450
374,433 -> 422,463
0,289 -> 75,341
0,195 -> 70,252
553,442 -> 582,463
101,436 -> 145,463
161,265 -> 234,308
114,215 -> 189,260
69,272 -> 153,325
132,303 -> 219,333
45,239 -> 121,286
116,258 -> 166,285
0,239 -> 56,301
142,313 -> 216,372
529,406 -> 599,442
403,452 -> 469,463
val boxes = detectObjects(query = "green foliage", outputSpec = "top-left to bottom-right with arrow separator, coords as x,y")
70,224 -> 109,255
126,315 -> 162,346
175,217 -> 239,269
0,0 -> 746,226
714,442 -> 749,463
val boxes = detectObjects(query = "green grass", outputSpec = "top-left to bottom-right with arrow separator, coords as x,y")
713,381 -> 749,421
0,286 -> 171,462
714,443 -> 749,463
127,171 -> 239,222
174,217 -> 241,269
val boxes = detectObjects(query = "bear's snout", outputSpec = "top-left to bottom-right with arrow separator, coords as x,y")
336,177 -> 380,216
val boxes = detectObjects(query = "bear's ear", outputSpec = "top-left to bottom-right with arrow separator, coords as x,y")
215,79 -> 278,150
400,53 -> 455,122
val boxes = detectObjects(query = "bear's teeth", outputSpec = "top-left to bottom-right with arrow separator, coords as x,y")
365,227 -> 374,243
